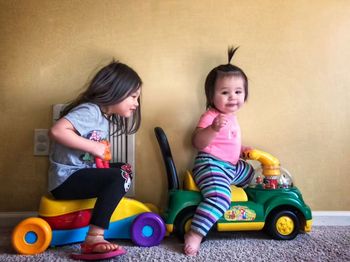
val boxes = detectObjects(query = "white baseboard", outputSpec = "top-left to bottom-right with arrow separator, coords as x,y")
312,211 -> 350,226
1,211 -> 349,228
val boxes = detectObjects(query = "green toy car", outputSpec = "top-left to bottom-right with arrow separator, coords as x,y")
154,127 -> 312,241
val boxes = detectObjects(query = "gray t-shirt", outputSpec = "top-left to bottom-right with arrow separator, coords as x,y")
48,103 -> 109,191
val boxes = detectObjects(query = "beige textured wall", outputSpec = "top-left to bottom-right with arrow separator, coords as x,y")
0,0 -> 349,212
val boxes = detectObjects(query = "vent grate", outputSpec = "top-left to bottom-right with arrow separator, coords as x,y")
109,125 -> 135,197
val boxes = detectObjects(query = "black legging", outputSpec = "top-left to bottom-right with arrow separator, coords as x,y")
51,163 -> 131,229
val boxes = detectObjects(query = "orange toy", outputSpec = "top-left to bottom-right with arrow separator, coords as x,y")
95,140 -> 111,168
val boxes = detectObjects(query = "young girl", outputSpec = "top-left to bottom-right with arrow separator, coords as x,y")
49,60 -> 141,258
184,47 -> 255,256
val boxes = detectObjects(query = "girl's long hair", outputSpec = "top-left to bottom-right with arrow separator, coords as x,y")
61,60 -> 142,135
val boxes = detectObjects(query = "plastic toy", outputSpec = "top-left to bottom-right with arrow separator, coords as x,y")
12,146 -> 166,256
70,246 -> 126,261
94,140 -> 112,168
154,127 -> 312,241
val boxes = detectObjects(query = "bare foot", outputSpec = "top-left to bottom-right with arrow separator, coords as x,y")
184,230 -> 203,256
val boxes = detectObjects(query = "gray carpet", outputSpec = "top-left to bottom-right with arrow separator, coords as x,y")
1,226 -> 349,261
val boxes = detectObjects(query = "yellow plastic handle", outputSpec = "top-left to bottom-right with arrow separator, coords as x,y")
243,149 -> 280,176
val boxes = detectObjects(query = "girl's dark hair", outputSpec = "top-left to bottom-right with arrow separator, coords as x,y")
204,46 -> 248,109
61,60 -> 142,135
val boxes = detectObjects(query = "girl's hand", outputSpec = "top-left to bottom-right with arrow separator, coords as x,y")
211,114 -> 228,132
92,141 -> 109,160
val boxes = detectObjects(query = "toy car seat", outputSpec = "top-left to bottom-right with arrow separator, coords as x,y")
154,127 -> 247,202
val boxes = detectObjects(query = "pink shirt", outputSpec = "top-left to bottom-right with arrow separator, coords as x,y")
197,109 -> 241,165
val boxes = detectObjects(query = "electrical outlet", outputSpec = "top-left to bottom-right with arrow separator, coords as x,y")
34,129 -> 49,156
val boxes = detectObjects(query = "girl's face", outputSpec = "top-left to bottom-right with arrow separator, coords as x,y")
213,76 -> 245,114
104,88 -> 141,117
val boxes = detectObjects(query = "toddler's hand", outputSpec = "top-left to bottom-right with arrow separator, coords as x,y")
241,146 -> 253,158
211,114 -> 227,132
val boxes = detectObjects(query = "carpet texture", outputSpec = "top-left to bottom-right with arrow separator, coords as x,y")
2,226 -> 349,261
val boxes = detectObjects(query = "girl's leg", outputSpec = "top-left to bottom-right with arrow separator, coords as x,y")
51,165 -> 132,252
184,156 -> 232,255
83,224 -> 119,252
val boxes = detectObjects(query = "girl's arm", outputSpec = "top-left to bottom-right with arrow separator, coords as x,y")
49,118 -> 106,159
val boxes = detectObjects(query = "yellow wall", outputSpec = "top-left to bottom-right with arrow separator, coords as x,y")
1,0 -> 349,212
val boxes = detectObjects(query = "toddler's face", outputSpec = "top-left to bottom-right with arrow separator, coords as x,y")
105,88 -> 141,117
213,76 -> 245,114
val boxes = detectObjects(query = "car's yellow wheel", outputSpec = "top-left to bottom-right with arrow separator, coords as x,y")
267,210 -> 300,240
276,215 -> 295,235
175,207 -> 196,240
184,218 -> 192,233
12,217 -> 52,255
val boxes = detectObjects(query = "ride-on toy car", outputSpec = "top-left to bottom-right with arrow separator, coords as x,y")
12,149 -> 166,255
154,127 -> 312,240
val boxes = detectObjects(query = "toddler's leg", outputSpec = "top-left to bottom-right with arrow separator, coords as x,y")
184,161 -> 231,255
231,159 -> 254,187
184,230 -> 204,256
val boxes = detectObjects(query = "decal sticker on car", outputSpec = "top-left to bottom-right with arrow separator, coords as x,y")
224,206 -> 256,221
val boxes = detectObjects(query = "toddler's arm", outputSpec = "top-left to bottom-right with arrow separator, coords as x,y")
192,114 -> 227,150
49,118 -> 106,159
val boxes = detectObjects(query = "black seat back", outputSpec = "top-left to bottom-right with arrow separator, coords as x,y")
154,127 -> 180,190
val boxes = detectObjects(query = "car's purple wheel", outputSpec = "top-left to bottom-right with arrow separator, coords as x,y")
131,212 -> 166,247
